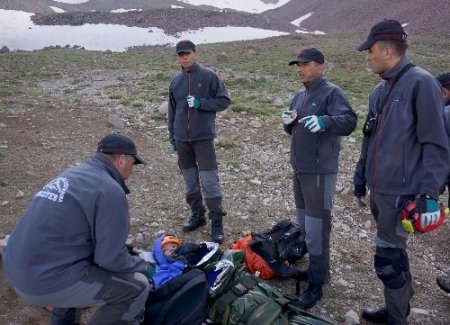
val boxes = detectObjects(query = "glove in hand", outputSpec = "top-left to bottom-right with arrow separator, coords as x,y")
187,95 -> 200,109
281,109 -> 297,125
354,183 -> 366,198
301,115 -> 325,133
416,195 -> 440,215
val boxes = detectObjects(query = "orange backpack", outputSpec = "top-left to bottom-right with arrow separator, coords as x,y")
232,234 -> 277,279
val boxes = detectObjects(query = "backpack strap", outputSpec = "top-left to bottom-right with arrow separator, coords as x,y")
214,274 -> 259,321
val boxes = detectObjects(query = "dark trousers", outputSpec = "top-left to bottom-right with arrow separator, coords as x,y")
370,192 -> 415,325
293,173 -> 336,286
176,139 -> 225,218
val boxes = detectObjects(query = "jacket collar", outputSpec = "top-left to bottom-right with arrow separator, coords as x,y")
303,75 -> 325,92
93,153 -> 130,194
381,56 -> 410,82
182,61 -> 199,73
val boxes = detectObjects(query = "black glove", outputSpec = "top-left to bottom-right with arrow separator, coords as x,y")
354,183 -> 366,198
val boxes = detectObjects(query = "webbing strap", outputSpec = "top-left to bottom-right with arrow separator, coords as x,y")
214,275 -> 259,319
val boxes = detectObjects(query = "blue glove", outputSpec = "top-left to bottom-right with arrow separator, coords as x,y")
301,115 -> 326,133
416,195 -> 440,215
281,109 -> 297,125
187,95 -> 200,109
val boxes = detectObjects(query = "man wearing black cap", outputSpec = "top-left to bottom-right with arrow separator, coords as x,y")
282,48 -> 357,309
168,39 -> 230,243
435,72 -> 450,295
353,19 -> 449,324
3,133 -> 151,324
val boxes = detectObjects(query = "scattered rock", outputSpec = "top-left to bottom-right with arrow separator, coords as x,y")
344,310 -> 360,325
108,113 -> 125,129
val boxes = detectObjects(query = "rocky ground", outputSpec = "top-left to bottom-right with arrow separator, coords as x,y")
0,45 -> 449,324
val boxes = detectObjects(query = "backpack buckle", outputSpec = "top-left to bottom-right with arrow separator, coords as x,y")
232,283 -> 249,296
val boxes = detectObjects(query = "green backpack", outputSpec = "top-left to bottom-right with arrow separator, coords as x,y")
207,272 -> 336,325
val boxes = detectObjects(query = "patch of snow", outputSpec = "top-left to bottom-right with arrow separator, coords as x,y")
178,0 -> 292,14
291,12 -> 313,27
171,5 -> 185,9
53,0 -> 90,4
0,10 -> 288,52
50,6 -> 65,13
110,9 -> 142,13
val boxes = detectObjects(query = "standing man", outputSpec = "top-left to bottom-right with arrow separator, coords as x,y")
353,20 -> 449,324
435,72 -> 450,294
168,40 -> 230,244
282,48 -> 357,309
3,133 -> 151,325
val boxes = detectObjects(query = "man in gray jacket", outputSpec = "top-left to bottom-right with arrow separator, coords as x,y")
354,20 -> 449,324
282,48 -> 357,309
168,40 -> 230,243
3,133 -> 151,325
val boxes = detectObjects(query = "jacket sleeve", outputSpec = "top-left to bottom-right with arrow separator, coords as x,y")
322,87 -> 357,136
92,185 -> 148,274
168,84 -> 176,146
354,134 -> 370,186
198,73 -> 230,112
414,73 -> 450,198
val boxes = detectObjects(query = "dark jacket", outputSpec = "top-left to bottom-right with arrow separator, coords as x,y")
354,56 -> 449,199
284,76 -> 357,174
3,154 -> 148,295
168,62 -> 230,144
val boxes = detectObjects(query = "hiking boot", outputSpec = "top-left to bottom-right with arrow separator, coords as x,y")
436,275 -> 450,293
297,284 -> 322,309
211,217 -> 224,244
182,214 -> 206,232
361,308 -> 388,323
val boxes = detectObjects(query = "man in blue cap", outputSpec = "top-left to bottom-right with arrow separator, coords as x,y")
283,47 -> 357,309
3,133 -> 151,324
354,19 -> 449,324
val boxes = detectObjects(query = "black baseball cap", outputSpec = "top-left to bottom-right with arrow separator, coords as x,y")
358,19 -> 407,51
288,48 -> 325,66
436,72 -> 450,90
97,133 -> 146,165
176,40 -> 196,54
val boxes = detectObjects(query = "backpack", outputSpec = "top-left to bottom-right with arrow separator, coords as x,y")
143,268 -> 209,325
207,272 -> 335,325
250,220 -> 306,278
232,234 -> 278,280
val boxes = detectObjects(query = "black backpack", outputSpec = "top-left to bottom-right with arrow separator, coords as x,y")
143,268 -> 209,325
250,220 -> 306,278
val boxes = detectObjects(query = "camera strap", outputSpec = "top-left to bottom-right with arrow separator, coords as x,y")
377,63 -> 414,114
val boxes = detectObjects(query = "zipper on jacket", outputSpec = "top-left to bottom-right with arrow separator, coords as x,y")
187,71 -> 191,141
371,84 -> 391,191
293,91 -> 309,169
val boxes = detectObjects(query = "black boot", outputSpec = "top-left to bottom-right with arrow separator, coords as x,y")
361,308 -> 388,323
297,284 -> 323,309
436,275 -> 450,293
210,216 -> 224,244
182,213 -> 206,232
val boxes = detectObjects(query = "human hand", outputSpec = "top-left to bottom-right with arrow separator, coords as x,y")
300,115 -> 325,133
187,95 -> 200,109
281,109 -> 297,125
354,183 -> 366,198
170,142 -> 176,152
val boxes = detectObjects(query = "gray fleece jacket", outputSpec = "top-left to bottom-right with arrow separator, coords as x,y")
284,76 -> 357,174
354,56 -> 449,199
168,62 -> 230,145
4,154 -> 147,295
